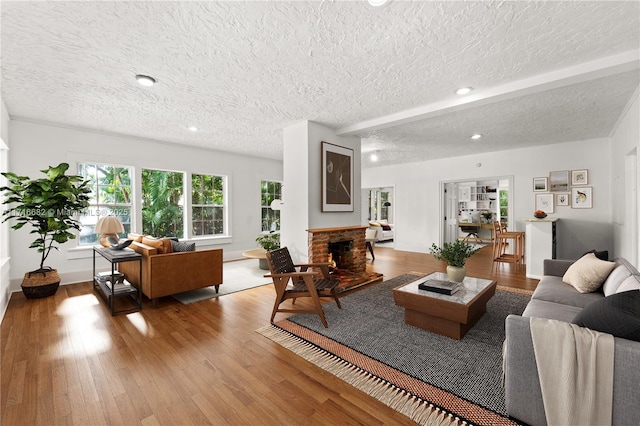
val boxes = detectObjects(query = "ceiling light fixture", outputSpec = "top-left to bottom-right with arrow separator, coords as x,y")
367,0 -> 389,6
456,87 -> 473,95
187,126 -> 198,132
470,133 -> 483,140
370,152 -> 379,162
135,74 -> 156,87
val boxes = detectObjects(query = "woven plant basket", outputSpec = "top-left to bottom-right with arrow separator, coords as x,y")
21,268 -> 60,299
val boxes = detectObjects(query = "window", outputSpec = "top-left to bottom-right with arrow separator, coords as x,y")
366,188 -> 393,223
261,180 -> 281,231
499,189 -> 509,227
142,168 -> 184,238
380,191 -> 390,221
78,163 -> 133,245
192,173 -> 225,236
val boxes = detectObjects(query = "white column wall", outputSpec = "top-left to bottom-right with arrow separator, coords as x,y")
363,138 -> 612,260
282,121 -> 311,261
282,121 -> 361,262
6,120 -> 282,292
1,98 -> 11,320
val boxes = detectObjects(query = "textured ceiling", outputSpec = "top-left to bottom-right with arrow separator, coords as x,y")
1,1 -> 639,168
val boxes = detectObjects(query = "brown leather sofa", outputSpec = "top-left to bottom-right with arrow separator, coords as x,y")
118,234 -> 223,306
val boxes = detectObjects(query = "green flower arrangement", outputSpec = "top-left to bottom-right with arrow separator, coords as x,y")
429,240 -> 480,267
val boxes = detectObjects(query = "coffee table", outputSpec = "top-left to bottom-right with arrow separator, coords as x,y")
393,272 -> 497,339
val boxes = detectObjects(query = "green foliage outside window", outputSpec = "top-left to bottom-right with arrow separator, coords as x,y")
499,189 -> 509,227
261,180 -> 281,232
192,174 -> 224,236
78,163 -> 133,244
142,169 -> 184,238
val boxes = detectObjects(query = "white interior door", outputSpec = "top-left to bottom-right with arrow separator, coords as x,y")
444,183 -> 458,243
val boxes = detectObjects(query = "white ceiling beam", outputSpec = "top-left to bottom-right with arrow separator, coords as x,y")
337,50 -> 640,135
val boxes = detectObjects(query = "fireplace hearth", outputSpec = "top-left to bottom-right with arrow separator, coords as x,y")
307,226 -> 383,292
328,240 -> 354,271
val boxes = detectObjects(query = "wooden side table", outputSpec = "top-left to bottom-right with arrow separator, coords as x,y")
242,248 -> 269,270
93,246 -> 142,315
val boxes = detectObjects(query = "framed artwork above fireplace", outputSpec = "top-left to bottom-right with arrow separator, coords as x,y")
322,141 -> 354,212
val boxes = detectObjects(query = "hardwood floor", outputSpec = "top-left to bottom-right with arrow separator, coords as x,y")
1,245 -> 537,425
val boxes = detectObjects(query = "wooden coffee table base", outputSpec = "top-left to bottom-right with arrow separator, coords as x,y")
393,274 -> 497,340
403,303 -> 488,340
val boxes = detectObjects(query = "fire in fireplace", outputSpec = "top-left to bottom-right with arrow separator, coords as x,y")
327,240 -> 353,270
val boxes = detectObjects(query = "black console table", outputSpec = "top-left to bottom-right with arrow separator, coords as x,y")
93,246 -> 142,315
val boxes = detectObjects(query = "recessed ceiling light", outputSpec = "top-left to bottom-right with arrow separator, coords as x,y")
135,74 -> 156,87
187,126 -> 198,132
368,0 -> 388,6
370,152 -> 379,162
470,133 -> 483,140
456,87 -> 473,95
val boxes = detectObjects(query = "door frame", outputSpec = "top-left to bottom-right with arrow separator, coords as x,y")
439,175 -> 514,246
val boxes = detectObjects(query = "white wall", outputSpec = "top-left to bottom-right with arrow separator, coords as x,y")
282,121 -> 311,260
281,121 -> 361,262
1,98 -> 11,320
610,89 -> 640,266
6,120 -> 282,292
363,138 -> 612,260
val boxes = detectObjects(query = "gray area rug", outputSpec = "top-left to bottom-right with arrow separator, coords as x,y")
173,259 -> 271,304
286,274 -> 530,417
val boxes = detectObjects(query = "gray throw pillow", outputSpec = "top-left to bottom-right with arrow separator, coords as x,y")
170,240 -> 196,252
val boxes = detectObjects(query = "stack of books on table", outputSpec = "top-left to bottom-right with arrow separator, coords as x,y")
95,271 -> 131,294
96,270 -> 125,283
418,279 -> 462,295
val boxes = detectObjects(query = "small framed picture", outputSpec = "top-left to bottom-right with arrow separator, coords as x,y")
533,177 -> 548,192
571,169 -> 588,186
535,193 -> 554,213
571,186 -> 593,209
549,170 -> 569,192
556,193 -> 569,206
458,186 -> 471,202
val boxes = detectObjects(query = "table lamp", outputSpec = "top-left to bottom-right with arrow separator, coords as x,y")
94,216 -> 124,247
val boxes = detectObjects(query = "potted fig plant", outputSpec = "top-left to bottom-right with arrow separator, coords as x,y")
254,231 -> 280,270
429,240 -> 481,282
256,231 -> 280,252
1,163 -> 91,298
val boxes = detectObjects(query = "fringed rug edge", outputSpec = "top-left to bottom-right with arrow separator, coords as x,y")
257,324 -> 466,426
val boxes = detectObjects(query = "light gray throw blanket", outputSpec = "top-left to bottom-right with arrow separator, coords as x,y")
530,318 -> 614,426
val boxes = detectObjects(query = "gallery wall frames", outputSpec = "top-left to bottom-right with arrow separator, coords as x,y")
533,177 -> 548,192
549,170 -> 569,192
556,193 -> 569,206
571,186 -> 593,209
535,193 -> 554,213
571,169 -> 588,185
533,169 -> 591,211
321,141 -> 354,212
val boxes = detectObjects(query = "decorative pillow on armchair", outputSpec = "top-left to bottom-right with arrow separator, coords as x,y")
381,224 -> 392,231
171,240 -> 196,252
142,236 -> 173,254
562,253 -> 616,293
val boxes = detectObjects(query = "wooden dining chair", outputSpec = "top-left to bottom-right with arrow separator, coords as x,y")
265,247 -> 342,328
492,221 -> 524,270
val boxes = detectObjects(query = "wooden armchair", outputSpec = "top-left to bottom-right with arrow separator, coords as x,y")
265,247 -> 342,328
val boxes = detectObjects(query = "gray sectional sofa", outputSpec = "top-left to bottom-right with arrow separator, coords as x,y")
504,257 -> 640,426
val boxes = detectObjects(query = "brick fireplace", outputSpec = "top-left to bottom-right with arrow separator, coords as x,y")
307,226 -> 367,273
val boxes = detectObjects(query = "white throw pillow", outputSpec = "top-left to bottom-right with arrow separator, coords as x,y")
602,264 -> 632,296
562,253 -> 617,293
616,275 -> 640,293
